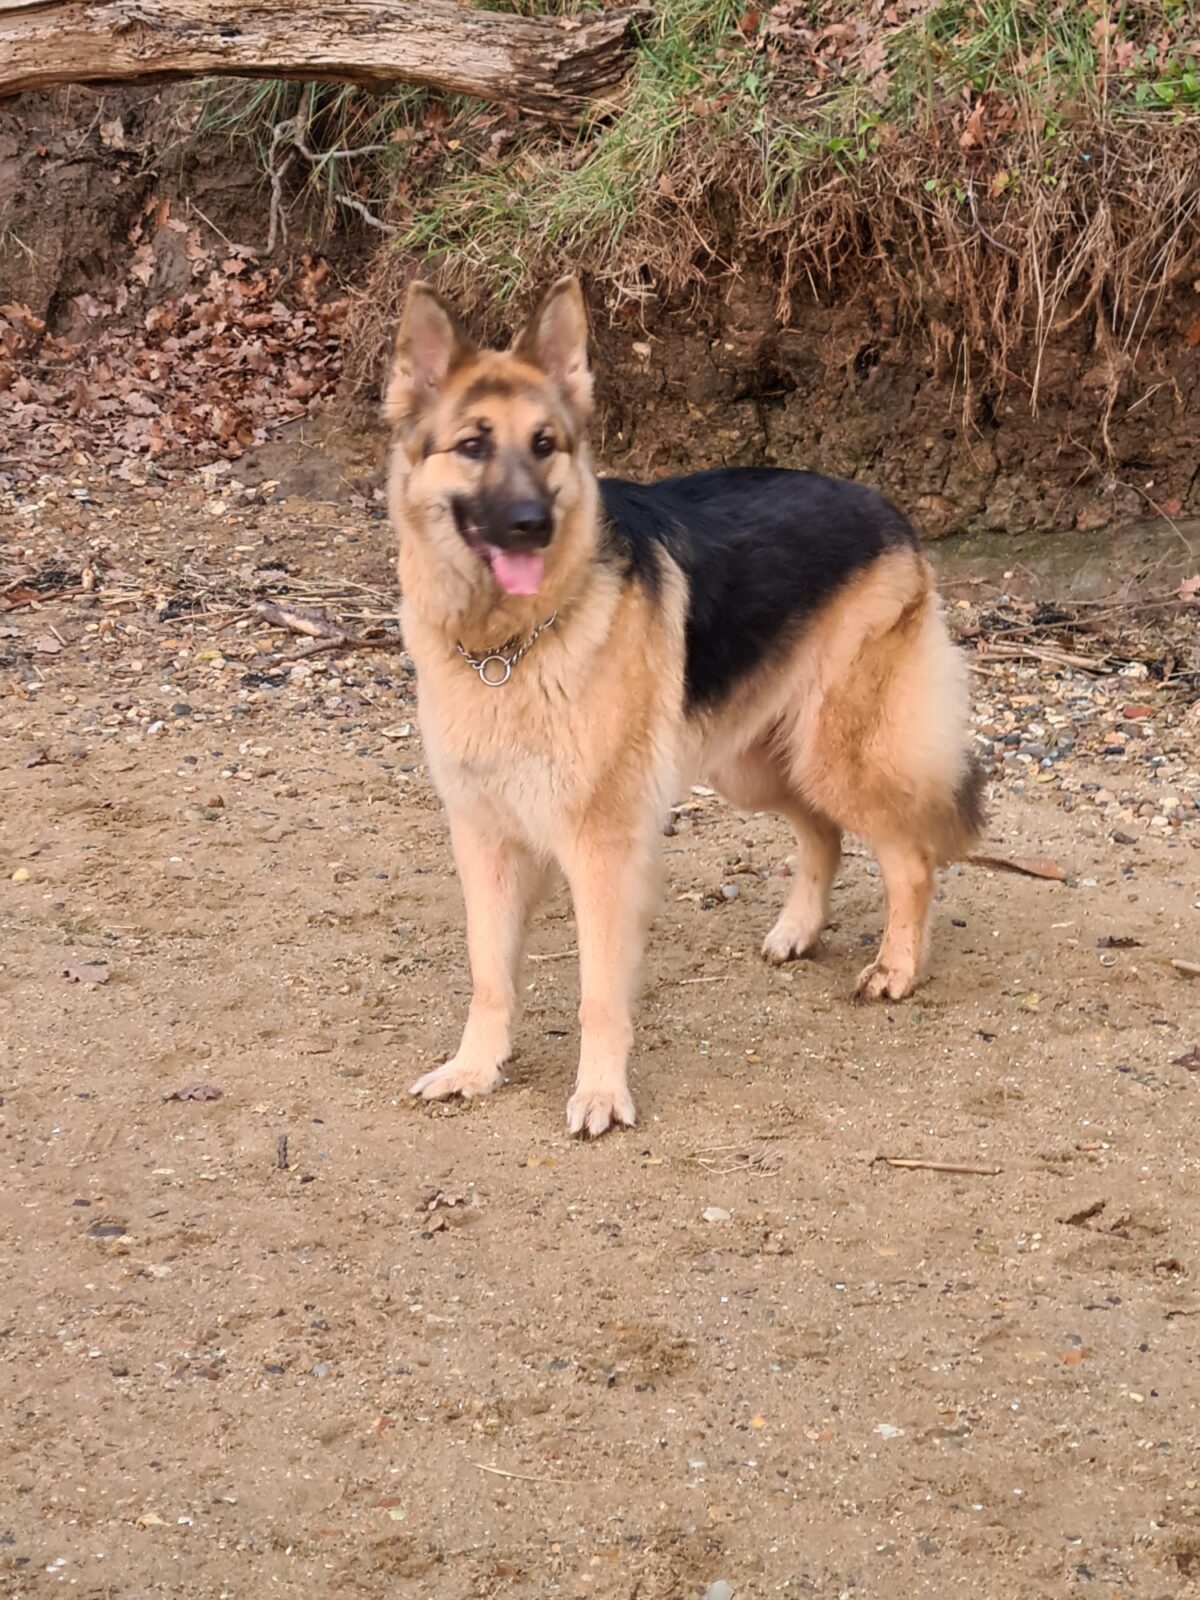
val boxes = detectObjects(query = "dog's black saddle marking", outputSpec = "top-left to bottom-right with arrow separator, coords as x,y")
599,467 -> 918,710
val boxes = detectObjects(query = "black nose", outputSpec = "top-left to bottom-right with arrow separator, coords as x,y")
502,499 -> 552,547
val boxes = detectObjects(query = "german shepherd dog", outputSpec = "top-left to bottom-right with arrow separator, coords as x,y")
386,277 -> 983,1136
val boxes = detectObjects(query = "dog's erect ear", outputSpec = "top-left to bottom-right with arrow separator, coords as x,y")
384,281 -> 474,429
514,276 -> 592,421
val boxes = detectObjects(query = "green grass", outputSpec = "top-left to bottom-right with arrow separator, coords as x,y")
198,0 -> 1199,312
409,2 -> 1196,298
400,0 -> 752,298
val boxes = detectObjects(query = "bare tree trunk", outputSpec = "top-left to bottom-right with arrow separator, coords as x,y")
0,1 -> 648,121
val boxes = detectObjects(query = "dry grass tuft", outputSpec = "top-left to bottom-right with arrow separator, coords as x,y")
203,2 -> 1200,431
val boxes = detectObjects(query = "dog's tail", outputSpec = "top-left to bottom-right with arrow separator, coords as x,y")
932,755 -> 987,865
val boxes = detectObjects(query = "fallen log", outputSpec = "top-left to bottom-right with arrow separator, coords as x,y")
0,1 -> 648,122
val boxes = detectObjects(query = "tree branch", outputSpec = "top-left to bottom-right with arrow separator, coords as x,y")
0,1 -> 649,123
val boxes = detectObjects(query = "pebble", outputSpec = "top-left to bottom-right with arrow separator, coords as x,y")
10,867 -> 29,883
720,883 -> 740,901
702,1206 -> 731,1224
705,1584 -> 735,1600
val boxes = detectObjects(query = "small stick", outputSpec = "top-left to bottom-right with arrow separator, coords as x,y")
875,1156 -> 1002,1176
965,176 -> 1019,258
186,200 -> 247,253
253,599 -> 403,660
253,599 -> 347,641
472,1462 -> 570,1485
279,635 -> 405,662
337,193 -> 400,235
973,640 -> 1111,672
968,853 -> 1066,882
673,974 -> 731,985
277,1134 -> 289,1171
280,636 -> 355,662
529,949 -> 578,963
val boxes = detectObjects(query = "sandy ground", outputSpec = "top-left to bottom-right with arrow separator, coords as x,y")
2,480 -> 1199,1600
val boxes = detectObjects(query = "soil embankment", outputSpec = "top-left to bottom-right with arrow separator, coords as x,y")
3,80 -> 1199,536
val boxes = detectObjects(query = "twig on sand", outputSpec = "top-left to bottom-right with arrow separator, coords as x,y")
279,636 -> 359,663
472,1462 -> 570,1485
968,853 -> 1066,882
874,1156 -> 1002,1176
972,639 -> 1112,673
529,948 -> 578,963
252,598 -> 403,658
253,598 -> 350,640
690,1146 -> 782,1176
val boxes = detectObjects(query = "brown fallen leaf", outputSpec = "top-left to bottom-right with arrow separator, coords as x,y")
968,854 -> 1066,882
165,1083 -> 223,1102
64,962 -> 109,984
959,98 -> 987,149
1178,574 -> 1200,604
32,634 -> 62,654
1172,1047 -> 1200,1073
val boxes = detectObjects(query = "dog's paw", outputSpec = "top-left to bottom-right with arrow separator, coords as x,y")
854,959 -> 919,1002
761,919 -> 821,965
566,1084 -> 636,1138
409,1058 -> 504,1102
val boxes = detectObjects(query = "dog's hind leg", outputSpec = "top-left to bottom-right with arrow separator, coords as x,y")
762,800 -> 842,964
410,814 -> 543,1102
711,742 -> 842,965
853,833 -> 935,1002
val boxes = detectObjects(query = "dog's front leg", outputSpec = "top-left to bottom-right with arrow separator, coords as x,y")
410,813 -> 540,1103
559,817 -> 660,1137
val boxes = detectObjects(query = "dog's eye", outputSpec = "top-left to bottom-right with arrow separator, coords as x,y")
531,431 -> 556,460
455,436 -> 489,461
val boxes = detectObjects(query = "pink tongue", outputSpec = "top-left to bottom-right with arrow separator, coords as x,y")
487,546 -> 545,597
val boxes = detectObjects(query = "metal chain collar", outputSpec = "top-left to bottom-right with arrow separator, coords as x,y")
455,612 -> 557,687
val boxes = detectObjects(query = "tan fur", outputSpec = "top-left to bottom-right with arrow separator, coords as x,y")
388,278 -> 979,1134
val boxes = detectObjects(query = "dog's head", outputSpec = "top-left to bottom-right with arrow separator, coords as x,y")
385,277 -> 593,601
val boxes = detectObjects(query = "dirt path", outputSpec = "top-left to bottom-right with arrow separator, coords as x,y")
2,483 -> 1198,1599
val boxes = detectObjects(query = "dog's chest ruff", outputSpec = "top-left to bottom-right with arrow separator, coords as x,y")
414,639 -> 599,840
